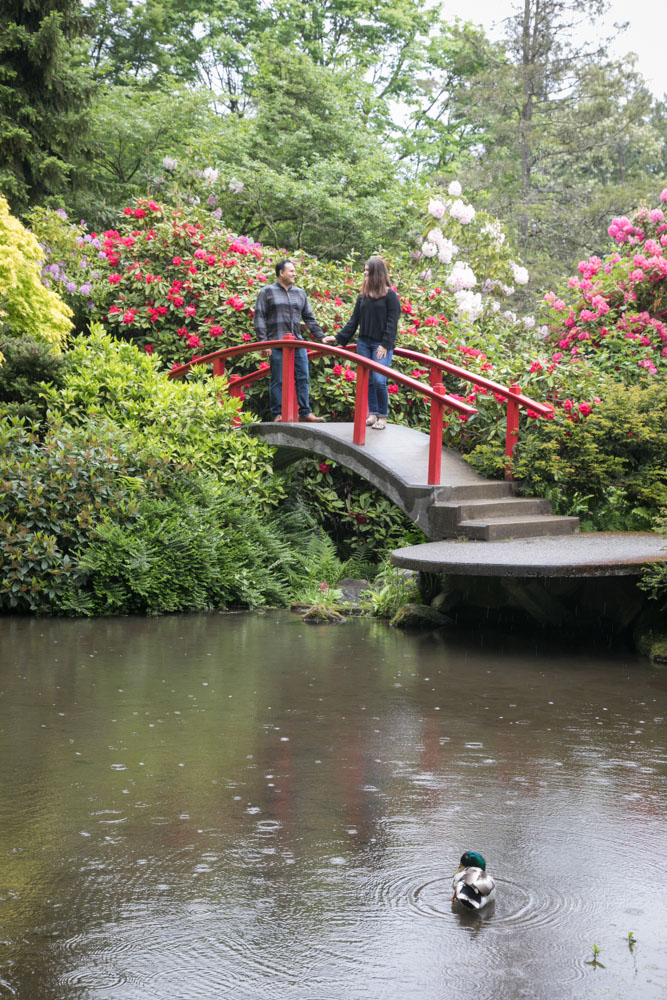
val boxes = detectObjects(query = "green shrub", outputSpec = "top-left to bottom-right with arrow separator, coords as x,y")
505,379 -> 667,529
0,333 -> 65,422
0,415 -> 161,612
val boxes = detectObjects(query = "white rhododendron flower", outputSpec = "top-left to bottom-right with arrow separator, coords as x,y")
491,300 -> 501,313
437,239 -> 458,264
428,198 -> 446,219
446,261 -> 476,291
511,262 -> 530,285
503,310 -> 517,323
522,316 -> 536,329
203,167 -> 219,184
448,180 -> 462,197
449,199 -> 476,225
228,178 -> 244,194
421,240 -> 438,257
454,290 -> 483,321
482,221 -> 505,246
426,227 -> 444,244
162,156 -> 178,171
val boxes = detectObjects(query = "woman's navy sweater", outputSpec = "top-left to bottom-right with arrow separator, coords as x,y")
335,289 -> 400,351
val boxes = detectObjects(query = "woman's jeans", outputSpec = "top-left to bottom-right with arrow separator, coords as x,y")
269,347 -> 311,418
356,339 -> 394,417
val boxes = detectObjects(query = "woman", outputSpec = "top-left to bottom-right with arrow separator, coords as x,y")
323,257 -> 400,429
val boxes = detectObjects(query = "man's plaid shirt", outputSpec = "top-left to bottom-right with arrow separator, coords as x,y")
253,281 -> 324,343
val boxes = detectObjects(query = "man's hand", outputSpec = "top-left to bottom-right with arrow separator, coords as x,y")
376,345 -> 387,360
322,335 -> 337,345
261,348 -> 272,358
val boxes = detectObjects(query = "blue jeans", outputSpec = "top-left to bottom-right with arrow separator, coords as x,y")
356,339 -> 394,417
269,347 -> 311,418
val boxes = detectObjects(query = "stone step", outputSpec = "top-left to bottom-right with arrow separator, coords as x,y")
435,482 -> 515,502
458,514 -> 580,541
430,496 -> 552,535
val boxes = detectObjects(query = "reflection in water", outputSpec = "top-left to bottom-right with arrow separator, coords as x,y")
0,613 -> 665,999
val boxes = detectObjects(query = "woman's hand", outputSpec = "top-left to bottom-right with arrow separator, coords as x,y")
376,345 -> 387,360
322,335 -> 338,345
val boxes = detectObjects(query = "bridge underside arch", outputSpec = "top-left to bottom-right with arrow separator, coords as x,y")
248,422 -> 498,539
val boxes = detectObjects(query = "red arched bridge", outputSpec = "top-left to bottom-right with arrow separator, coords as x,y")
169,336 -> 580,541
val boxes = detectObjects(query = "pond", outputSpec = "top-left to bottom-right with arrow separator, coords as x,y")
0,612 -> 665,999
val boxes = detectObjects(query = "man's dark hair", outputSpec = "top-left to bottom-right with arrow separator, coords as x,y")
275,259 -> 292,278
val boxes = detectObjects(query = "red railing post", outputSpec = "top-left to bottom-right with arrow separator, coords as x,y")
281,334 -> 299,422
429,364 -> 440,388
505,382 -> 521,480
353,359 -> 370,445
428,383 -> 446,485
212,357 -> 226,378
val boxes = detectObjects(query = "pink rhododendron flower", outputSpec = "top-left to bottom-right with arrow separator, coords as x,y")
660,189 -> 667,202
241,332 -> 252,341
332,364 -> 343,375
578,402 -> 592,416
108,273 -> 121,284
144,344 -> 155,354
344,368 -> 355,381
387,384 -> 399,394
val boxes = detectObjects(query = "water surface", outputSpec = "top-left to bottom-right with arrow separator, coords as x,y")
0,613 -> 665,999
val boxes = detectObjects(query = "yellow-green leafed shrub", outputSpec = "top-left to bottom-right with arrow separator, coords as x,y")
0,196 -> 72,348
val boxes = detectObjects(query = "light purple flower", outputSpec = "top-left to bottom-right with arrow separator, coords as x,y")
79,283 -> 92,295
66,281 -> 77,292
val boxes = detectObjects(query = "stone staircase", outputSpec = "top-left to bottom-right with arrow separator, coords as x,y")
428,482 -> 579,541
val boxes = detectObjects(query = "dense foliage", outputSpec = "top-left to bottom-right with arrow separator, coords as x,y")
0,196 -> 72,347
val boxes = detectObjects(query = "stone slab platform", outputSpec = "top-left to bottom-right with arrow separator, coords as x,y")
391,532 -> 667,578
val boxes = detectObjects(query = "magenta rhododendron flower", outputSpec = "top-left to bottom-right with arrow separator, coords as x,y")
145,344 -> 155,354
319,462 -> 331,474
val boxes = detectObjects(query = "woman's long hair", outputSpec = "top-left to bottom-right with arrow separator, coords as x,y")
361,256 -> 391,299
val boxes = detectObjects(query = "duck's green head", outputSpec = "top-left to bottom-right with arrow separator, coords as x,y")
460,851 -> 486,870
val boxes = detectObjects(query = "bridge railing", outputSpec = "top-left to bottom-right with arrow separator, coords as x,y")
169,336 -> 476,485
168,337 -> 552,485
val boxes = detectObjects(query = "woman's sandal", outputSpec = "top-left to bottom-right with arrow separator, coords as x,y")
373,418 -> 387,430
366,414 -> 378,426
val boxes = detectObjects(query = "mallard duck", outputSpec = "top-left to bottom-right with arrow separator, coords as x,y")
452,851 -> 496,910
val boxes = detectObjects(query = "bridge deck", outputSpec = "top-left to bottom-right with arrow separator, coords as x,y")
391,533 -> 667,578
251,421 -> 488,491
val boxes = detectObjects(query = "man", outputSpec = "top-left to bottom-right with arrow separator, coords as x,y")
253,259 -> 326,422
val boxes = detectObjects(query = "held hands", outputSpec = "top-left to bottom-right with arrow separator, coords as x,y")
322,335 -> 337,345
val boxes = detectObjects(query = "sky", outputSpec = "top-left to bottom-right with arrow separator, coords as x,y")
441,0 -> 667,98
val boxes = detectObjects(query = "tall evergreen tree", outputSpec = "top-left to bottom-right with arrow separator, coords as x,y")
0,0 -> 95,212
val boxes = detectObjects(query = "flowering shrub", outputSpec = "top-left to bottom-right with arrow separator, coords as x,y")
28,206 -> 104,332
541,192 -> 667,383
0,196 -> 72,348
